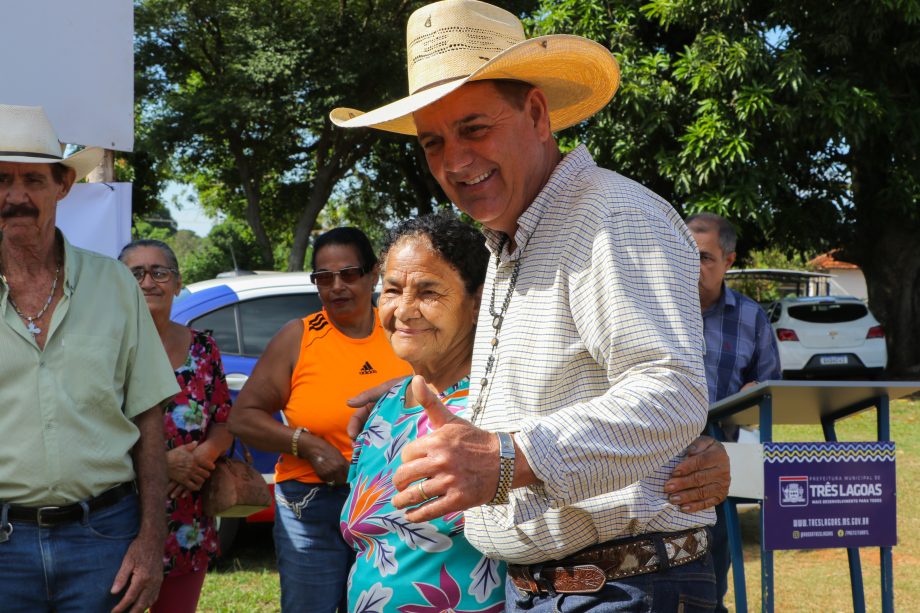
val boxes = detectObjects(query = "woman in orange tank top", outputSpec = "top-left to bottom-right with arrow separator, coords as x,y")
229,228 -> 410,613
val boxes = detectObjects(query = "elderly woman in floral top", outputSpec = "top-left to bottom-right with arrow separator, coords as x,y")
341,213 -> 503,612
119,239 -> 233,613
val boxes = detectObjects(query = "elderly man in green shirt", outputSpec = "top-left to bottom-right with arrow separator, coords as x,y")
0,104 -> 179,613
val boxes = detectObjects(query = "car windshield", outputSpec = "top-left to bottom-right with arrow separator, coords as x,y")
787,302 -> 868,324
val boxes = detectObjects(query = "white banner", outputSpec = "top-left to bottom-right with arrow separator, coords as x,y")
56,183 -> 133,259
1,1 -> 134,151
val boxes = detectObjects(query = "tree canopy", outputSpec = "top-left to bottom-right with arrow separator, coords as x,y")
533,0 -> 920,373
133,0 -> 920,373
134,0 -> 436,270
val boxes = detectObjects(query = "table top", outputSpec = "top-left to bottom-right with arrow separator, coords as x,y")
708,380 -> 920,426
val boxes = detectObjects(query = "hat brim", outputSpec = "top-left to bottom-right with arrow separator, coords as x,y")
0,147 -> 104,181
330,34 -> 620,135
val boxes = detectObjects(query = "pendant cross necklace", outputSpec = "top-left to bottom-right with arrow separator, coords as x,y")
8,265 -> 61,337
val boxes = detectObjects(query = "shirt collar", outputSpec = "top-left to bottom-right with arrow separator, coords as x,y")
60,230 -> 77,295
703,282 -> 736,316
482,144 -> 595,260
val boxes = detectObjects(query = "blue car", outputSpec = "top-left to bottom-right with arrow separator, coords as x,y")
170,272 -> 322,549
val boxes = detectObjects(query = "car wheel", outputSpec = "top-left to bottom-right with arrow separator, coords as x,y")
215,516 -> 242,556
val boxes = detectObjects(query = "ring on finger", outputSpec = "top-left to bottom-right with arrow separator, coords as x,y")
416,480 -> 431,501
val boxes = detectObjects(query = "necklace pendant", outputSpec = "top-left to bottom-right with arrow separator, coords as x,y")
26,321 -> 41,336
492,315 -> 503,329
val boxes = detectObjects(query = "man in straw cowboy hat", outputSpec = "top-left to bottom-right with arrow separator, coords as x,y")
0,104 -> 179,613
334,0 -> 728,609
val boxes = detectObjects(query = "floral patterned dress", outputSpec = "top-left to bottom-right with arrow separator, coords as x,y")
341,377 -> 506,613
163,329 -> 232,576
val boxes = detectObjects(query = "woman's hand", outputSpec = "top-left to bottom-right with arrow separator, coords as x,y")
299,435 -> 349,485
166,441 -> 211,496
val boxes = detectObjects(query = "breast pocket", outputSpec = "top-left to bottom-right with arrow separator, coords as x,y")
60,333 -> 123,409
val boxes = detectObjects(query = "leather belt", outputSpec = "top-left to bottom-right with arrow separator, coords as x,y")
4,482 -> 137,527
508,527 -> 710,594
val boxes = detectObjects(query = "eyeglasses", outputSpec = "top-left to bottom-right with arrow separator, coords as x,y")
130,266 -> 178,283
310,266 -> 366,287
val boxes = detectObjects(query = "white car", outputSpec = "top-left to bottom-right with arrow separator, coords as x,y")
766,296 -> 887,378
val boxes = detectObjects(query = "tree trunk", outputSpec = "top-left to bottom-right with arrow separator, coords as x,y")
286,128 -> 376,271
847,139 -> 920,376
287,159 -> 344,271
229,132 -> 275,268
852,225 -> 920,376
287,183 -> 329,272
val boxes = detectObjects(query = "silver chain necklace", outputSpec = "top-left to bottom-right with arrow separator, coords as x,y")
8,265 -> 61,337
469,235 -> 522,425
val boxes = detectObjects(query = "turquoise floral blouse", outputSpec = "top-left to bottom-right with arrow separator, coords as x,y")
340,377 -> 506,613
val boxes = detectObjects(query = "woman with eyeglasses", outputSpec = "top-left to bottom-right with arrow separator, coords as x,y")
229,227 -> 410,613
118,239 -> 233,613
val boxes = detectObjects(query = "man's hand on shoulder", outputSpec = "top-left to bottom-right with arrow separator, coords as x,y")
110,532 -> 164,613
346,376 -> 406,439
664,435 -> 730,513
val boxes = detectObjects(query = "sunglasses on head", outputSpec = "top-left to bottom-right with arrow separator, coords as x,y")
130,266 -> 177,283
310,266 -> 367,287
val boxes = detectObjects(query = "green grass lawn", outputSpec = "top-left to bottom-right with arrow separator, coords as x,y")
199,399 -> 920,612
199,522 -> 279,612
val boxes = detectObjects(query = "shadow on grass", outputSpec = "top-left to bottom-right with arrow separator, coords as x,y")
213,522 -> 277,574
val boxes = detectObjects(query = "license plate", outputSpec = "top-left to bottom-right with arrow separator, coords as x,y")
819,355 -> 849,366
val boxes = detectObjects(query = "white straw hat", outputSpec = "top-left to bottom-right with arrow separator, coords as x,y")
330,0 -> 620,135
0,104 -> 104,180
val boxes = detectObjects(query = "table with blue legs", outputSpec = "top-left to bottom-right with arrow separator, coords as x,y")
707,381 -> 919,613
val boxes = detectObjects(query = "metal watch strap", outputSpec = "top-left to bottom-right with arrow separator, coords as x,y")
490,432 -> 515,505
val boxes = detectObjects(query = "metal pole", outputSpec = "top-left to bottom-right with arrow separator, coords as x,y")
86,149 -> 115,183
878,394 -> 894,613
822,414 -> 866,613
760,394 -> 773,613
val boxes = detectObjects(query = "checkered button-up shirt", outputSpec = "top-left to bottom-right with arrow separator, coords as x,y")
463,145 -> 713,565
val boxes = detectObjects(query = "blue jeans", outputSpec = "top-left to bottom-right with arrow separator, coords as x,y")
273,480 -> 353,613
711,503 -> 731,613
0,494 -> 139,613
505,548 -> 717,612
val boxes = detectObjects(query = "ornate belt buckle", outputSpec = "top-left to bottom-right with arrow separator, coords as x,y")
552,564 -> 606,594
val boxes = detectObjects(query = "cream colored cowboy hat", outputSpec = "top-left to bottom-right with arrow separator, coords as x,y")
0,104 -> 104,180
330,0 -> 620,135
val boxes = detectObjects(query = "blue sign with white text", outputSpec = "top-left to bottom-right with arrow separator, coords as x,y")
762,442 -> 896,551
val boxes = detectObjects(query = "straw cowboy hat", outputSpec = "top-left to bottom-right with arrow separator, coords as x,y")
330,0 -> 620,135
0,104 -> 104,180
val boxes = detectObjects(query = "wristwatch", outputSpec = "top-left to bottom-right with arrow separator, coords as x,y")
489,432 -> 515,505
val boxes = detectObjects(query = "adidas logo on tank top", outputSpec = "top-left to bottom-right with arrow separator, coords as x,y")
359,361 -> 377,375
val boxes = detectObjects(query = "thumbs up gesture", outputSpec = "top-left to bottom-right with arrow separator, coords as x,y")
391,375 -> 502,523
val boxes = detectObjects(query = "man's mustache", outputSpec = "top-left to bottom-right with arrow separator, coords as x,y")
0,204 -> 39,219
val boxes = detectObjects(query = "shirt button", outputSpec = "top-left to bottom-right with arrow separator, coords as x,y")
39,361 -> 45,367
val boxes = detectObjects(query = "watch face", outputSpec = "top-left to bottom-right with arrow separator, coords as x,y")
498,431 -> 515,457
